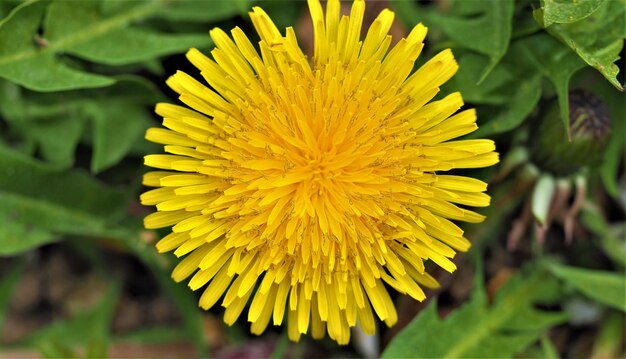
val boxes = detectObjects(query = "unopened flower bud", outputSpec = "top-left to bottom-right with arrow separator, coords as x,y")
531,90 -> 611,176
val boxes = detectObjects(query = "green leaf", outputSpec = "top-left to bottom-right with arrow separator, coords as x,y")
600,118 -> 624,199
0,77 -> 161,172
0,1 -> 114,92
392,0 -> 514,82
0,80 -> 84,168
0,215 -> 58,256
592,313 -> 625,358
512,0 -> 543,38
64,27 -> 210,66
518,34 -> 586,138
443,47 -> 542,137
473,75 -> 541,136
471,42 -> 542,136
0,80 -> 80,122
0,145 -> 128,220
44,1 -> 210,66
549,263 -> 626,312
0,145 -> 130,244
537,0 -> 625,90
540,334 -> 560,359
593,74 -> 626,198
154,0 -> 250,22
84,77 -> 162,172
381,269 -> 567,359
0,0 -> 20,19
28,116 -> 84,168
89,103 -> 152,173
443,53 -> 515,105
0,0 -> 216,92
540,0 -> 606,27
38,341 -> 79,359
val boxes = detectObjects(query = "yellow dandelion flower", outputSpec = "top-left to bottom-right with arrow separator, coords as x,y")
141,0 -> 499,345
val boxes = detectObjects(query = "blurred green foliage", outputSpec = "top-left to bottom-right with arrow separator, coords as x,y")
0,0 -> 624,358
382,263 -> 568,358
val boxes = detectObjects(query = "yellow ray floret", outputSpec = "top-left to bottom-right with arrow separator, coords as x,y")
142,0 -> 499,345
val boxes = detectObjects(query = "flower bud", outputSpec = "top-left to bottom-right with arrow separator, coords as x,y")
531,90 -> 611,176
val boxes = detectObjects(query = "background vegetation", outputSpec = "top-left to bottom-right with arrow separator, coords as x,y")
0,0 -> 624,358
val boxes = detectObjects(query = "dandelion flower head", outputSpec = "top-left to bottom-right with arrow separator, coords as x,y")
141,0 -> 499,345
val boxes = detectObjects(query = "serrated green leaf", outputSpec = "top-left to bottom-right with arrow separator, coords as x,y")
443,47 -> 542,137
1,77 -> 161,172
83,77 -> 162,172
472,41 -> 542,136
0,145 -> 129,243
382,270 -> 567,359
471,74 -> 542,137
0,191 -> 110,239
44,1 -> 210,66
0,1 -> 114,92
518,34 -> 586,138
0,80 -> 85,168
0,214 -> 58,256
392,0 -> 514,82
0,80 -> 81,121
443,53 -> 514,105
538,0 -> 625,90
541,0 -> 606,27
65,27 -> 210,66
549,263 -> 626,312
89,103 -> 152,173
29,117 -> 84,168
0,0 -> 215,92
